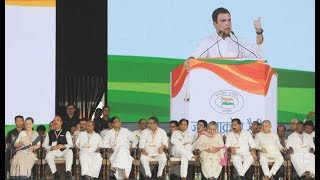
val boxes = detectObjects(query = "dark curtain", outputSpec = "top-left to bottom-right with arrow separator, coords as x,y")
56,0 -> 107,119
56,74 -> 105,119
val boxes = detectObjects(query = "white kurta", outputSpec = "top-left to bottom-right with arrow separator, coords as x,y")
75,131 -> 103,178
225,130 -> 256,176
107,128 -> 135,179
287,132 -> 315,178
191,34 -> 263,59
255,132 -> 284,177
139,128 -> 168,177
100,129 -> 110,140
132,129 -> 143,148
171,130 -> 195,178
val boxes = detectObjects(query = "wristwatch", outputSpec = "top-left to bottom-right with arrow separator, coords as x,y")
256,29 -> 263,35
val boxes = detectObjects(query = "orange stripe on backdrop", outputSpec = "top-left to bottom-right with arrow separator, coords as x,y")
189,60 -> 276,96
5,0 -> 55,7
171,64 -> 188,98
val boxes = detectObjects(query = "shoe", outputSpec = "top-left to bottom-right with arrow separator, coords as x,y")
83,175 -> 91,180
54,171 -> 60,179
65,171 -> 71,179
263,175 -> 270,180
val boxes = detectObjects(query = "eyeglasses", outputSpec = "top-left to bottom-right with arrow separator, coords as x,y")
169,126 -> 176,128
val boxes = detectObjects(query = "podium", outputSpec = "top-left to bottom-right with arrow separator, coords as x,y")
170,58 -> 278,134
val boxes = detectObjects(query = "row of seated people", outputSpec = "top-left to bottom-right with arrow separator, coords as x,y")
7,115 -> 315,180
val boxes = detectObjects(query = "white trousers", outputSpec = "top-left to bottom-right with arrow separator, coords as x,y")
45,149 -> 73,174
140,153 -> 167,177
110,145 -> 133,179
290,152 -> 315,178
172,148 -> 194,178
259,153 -> 284,177
79,151 -> 102,178
231,154 -> 253,176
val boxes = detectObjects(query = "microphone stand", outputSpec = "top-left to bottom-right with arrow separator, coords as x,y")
229,31 -> 259,59
199,30 -> 223,57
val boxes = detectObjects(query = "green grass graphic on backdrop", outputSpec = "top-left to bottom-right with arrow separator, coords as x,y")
107,55 -> 314,124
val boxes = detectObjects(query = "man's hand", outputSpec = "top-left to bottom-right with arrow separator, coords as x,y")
261,147 -> 267,153
51,145 -> 60,150
287,147 -> 293,156
184,57 -> 195,70
254,17 -> 262,32
141,148 -> 148,156
254,17 -> 263,45
230,147 -> 236,155
158,146 -> 164,154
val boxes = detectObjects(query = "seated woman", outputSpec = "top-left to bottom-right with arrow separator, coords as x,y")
10,117 -> 41,179
193,121 -> 225,180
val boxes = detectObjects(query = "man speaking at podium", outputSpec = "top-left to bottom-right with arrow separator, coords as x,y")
185,7 -> 264,68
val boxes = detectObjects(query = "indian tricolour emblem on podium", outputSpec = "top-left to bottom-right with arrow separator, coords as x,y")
209,90 -> 244,114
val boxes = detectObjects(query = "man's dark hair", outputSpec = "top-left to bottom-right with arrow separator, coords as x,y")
297,121 -> 304,126
95,108 -> 103,115
277,124 -> 286,131
14,115 -> 24,121
36,125 -> 46,132
149,116 -> 159,124
304,120 -> 314,127
179,118 -> 189,125
110,116 -> 119,123
197,119 -> 208,127
252,120 -> 259,125
231,118 -> 241,125
66,104 -> 76,108
169,120 -> 179,127
102,105 -> 110,110
212,7 -> 230,22
138,118 -> 146,124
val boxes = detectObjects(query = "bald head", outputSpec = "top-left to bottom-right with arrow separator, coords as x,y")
290,118 -> 299,131
262,120 -> 272,133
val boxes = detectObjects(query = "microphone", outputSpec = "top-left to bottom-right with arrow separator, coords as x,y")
199,30 -> 223,57
230,31 -> 259,59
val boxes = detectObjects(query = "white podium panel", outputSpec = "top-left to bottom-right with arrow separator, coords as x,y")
170,58 -> 277,134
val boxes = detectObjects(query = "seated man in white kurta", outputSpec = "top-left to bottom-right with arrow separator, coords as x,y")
287,121 -> 315,179
225,118 -> 257,180
255,120 -> 285,179
132,118 -> 148,148
75,120 -> 103,179
104,117 -> 135,179
139,116 -> 168,178
171,119 -> 195,180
